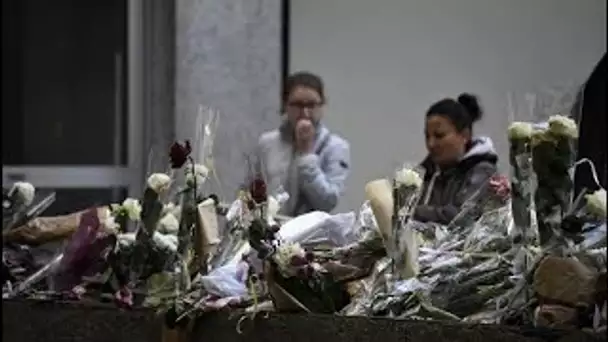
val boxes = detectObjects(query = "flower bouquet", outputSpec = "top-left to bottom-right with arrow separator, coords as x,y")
220,173 -> 348,313
390,166 -> 425,280
507,122 -> 535,245
341,172 -> 516,321
530,115 -> 578,252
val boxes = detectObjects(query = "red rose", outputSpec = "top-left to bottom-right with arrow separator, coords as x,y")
169,140 -> 192,169
249,177 -> 268,204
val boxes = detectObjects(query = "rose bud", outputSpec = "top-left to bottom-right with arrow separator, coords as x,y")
249,177 -> 268,203
169,140 -> 192,169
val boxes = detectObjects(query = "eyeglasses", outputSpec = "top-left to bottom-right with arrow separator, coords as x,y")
286,101 -> 322,110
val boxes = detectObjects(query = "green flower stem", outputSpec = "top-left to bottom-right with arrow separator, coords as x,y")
508,138 -> 533,244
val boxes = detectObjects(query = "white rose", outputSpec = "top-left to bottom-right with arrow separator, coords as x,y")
99,207 -> 120,233
162,202 -> 176,216
508,122 -> 533,141
105,215 -> 120,233
152,231 -> 178,252
158,213 -> 180,235
147,173 -> 172,194
394,168 -> 423,189
273,242 -> 306,277
585,189 -> 607,219
185,164 -> 209,187
548,115 -> 578,139
530,128 -> 552,147
122,198 -> 142,221
11,181 -> 36,207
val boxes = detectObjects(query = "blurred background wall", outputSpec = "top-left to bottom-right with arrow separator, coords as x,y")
289,0 -> 607,211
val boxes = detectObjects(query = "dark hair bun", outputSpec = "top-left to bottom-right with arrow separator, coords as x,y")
457,93 -> 483,122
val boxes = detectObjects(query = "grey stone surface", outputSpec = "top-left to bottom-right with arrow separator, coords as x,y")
2,300 -> 163,342
142,0 -> 177,177
3,300 -> 603,342
175,0 -> 282,201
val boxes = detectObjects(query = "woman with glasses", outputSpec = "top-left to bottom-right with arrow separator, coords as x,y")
256,71 -> 351,216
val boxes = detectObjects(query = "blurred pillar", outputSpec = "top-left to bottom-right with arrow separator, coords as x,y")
174,0 -> 282,200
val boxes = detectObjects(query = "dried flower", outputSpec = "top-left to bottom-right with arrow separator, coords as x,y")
10,181 -> 35,207
585,189 -> 607,219
158,213 -> 179,235
548,115 -> 578,139
147,173 -> 171,194
395,168 -> 423,188
169,140 -> 192,169
508,122 -> 533,141
185,163 -> 210,187
250,177 -> 268,204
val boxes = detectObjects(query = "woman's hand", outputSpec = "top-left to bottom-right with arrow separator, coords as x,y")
295,119 -> 315,153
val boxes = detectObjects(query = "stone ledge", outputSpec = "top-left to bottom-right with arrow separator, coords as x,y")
3,299 -> 604,342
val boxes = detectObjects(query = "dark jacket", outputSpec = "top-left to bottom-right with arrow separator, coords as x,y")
574,54 -> 606,195
414,137 -> 498,225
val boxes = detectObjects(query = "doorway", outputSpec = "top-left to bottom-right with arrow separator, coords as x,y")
2,0 -> 143,215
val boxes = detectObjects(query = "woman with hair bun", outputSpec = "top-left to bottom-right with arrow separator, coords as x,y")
414,93 -> 499,225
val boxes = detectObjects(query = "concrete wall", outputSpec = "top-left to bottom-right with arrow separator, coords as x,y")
290,0 -> 607,212
175,0 -> 282,200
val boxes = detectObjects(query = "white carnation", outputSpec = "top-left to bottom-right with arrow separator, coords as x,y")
121,198 -> 142,221
508,122 -> 533,141
585,189 -> 607,219
548,115 -> 578,139
147,173 -> 172,194
158,213 -> 180,235
273,242 -> 306,277
11,181 -> 36,207
152,231 -> 178,252
185,164 -> 209,187
394,168 -> 423,188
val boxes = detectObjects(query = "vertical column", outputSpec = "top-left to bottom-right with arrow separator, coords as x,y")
141,0 -> 177,176
175,0 -> 282,200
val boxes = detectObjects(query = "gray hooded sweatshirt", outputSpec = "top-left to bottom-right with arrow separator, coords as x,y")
257,122 -> 351,216
414,136 -> 498,225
